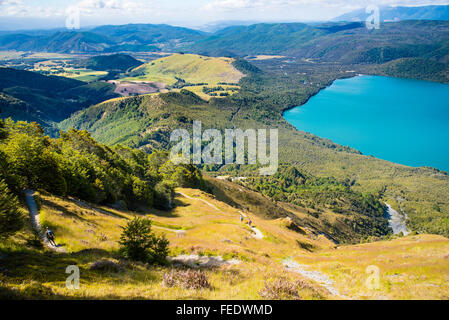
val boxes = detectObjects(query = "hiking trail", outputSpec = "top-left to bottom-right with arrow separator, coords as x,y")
24,190 -> 67,253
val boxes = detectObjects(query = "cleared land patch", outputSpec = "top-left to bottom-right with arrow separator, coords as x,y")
120,53 -> 244,99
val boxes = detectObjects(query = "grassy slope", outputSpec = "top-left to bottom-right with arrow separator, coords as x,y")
121,53 -> 244,85
294,234 -> 449,299
0,188 -> 334,300
1,187 -> 447,300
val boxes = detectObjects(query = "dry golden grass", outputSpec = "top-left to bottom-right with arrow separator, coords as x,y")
2,188 -> 448,300
122,54 -> 244,85
291,234 -> 449,300
0,188 -> 335,300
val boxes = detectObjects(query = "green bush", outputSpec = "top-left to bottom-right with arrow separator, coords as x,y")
119,217 -> 169,264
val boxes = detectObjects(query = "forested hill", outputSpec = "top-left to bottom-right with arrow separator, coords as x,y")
75,54 -> 144,73
0,68 -> 119,129
0,119 -> 204,211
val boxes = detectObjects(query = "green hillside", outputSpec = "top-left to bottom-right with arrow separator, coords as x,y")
0,68 -> 119,130
122,53 -> 244,85
378,58 -> 449,83
75,54 -> 144,73
185,21 -> 449,66
187,23 -> 325,56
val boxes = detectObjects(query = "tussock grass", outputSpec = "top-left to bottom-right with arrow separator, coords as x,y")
292,234 -> 449,299
1,188 -> 335,300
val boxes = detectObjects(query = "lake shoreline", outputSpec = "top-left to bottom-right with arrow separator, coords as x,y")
280,74 -> 362,116
282,75 -> 449,173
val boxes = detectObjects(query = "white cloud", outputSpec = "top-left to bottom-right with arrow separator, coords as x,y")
0,0 -> 64,17
74,0 -> 155,15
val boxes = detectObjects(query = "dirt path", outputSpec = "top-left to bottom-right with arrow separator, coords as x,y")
283,258 -> 348,299
68,196 -> 117,217
153,226 -> 186,237
177,192 -> 264,239
24,190 -> 66,253
238,211 -> 264,239
177,192 -> 220,211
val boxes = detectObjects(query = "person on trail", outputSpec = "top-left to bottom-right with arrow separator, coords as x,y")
45,227 -> 56,246
248,219 -> 252,227
240,215 -> 244,222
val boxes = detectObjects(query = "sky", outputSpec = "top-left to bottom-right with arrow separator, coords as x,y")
0,0 -> 449,30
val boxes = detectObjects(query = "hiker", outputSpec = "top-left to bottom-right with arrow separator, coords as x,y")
248,219 -> 252,227
240,214 -> 244,222
45,227 -> 56,246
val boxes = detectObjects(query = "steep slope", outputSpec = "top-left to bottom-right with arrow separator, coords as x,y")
290,20 -> 449,64
292,234 -> 449,299
0,68 -> 119,129
1,185 -> 448,300
59,90 -> 235,148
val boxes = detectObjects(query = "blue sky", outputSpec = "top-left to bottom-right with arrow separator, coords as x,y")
1,0 -> 449,29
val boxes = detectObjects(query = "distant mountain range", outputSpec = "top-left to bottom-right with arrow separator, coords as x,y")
0,20 -> 448,68
1,4 -> 449,56
0,24 -> 205,54
334,5 -> 449,22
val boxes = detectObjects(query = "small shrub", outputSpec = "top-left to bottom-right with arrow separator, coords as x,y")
162,269 -> 211,290
119,217 -> 169,264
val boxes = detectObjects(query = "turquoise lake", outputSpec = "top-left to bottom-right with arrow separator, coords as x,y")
283,75 -> 449,172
